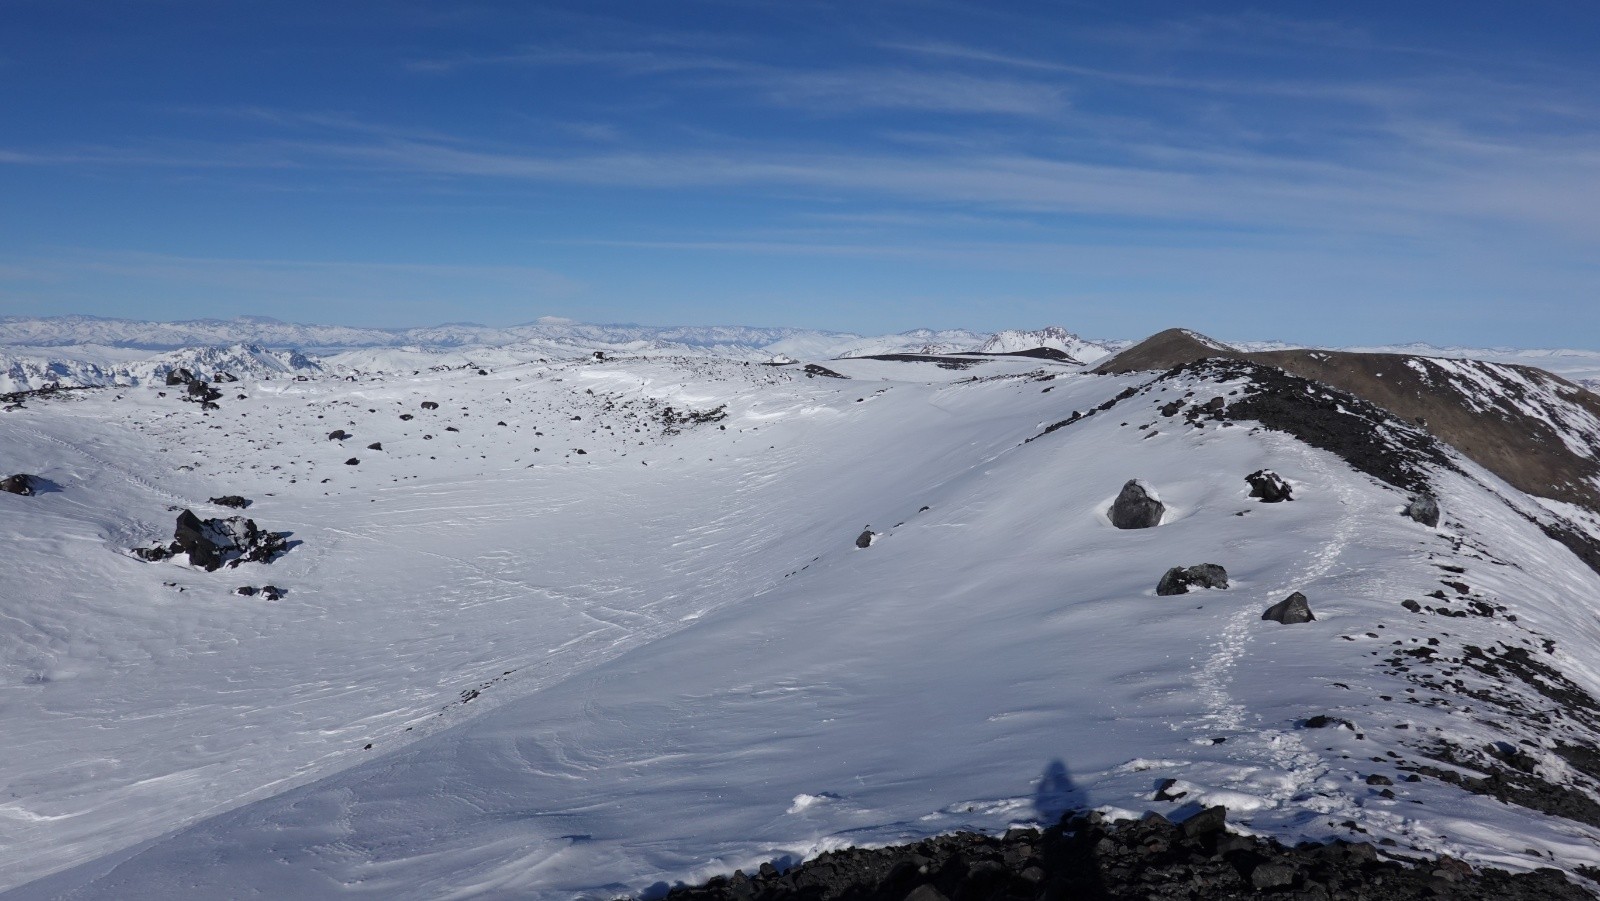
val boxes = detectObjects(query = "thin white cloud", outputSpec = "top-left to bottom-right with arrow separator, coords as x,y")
0,250 -> 583,301
756,68 -> 1068,117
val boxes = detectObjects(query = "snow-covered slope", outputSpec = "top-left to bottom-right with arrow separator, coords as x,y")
0,344 -> 323,392
0,318 -> 1112,390
6,346 -> 1600,899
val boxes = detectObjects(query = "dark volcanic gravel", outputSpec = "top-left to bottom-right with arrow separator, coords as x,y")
650,807 -> 1590,900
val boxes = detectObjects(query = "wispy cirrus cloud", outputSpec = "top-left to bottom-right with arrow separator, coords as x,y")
406,46 -> 748,75
0,250 -> 583,323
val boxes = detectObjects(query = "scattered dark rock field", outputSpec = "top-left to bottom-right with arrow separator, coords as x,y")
652,806 -> 1590,900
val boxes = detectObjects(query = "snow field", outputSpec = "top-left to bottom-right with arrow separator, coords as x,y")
3,353 -> 1600,898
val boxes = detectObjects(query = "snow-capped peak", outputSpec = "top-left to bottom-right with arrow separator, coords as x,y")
978,326 -> 1115,363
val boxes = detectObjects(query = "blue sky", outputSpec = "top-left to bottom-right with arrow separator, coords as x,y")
2,1 -> 1597,346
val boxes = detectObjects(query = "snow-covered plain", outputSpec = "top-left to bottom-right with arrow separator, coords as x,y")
4,346 -> 1600,899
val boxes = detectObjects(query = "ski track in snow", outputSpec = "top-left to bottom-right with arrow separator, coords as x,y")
1187,439 -> 1376,837
17,423 -> 198,508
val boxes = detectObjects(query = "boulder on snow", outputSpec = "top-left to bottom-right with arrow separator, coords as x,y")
164,367 -> 196,386
1404,493 -> 1440,527
2,473 -> 40,496
1109,479 -> 1165,529
328,429 -> 350,441
213,371 -> 239,383
856,529 -> 878,549
1262,591 -> 1316,624
1246,469 -> 1294,503
1157,564 -> 1229,596
145,509 -> 288,572
185,380 -> 222,403
209,495 -> 250,509
420,401 -> 439,410
367,442 -> 382,451
345,457 -> 360,466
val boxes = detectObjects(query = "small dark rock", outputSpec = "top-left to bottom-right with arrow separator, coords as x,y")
345,458 -> 360,466
328,430 -> 350,441
1251,861 -> 1298,890
209,495 -> 250,508
1401,599 -> 1422,613
367,442 -> 382,451
1262,591 -> 1315,624
1154,778 -> 1187,801
2,474 -> 40,496
1181,805 -> 1228,838
856,530 -> 877,549
421,401 -> 439,410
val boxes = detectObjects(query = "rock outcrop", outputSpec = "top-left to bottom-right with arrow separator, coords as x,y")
135,509 -> 287,572
1263,591 -> 1316,624
1405,493 -> 1441,527
1156,564 -> 1229,596
1246,469 -> 1294,502
1109,480 -> 1164,529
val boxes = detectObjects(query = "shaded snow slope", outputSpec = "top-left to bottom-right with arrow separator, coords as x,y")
5,352 -> 1600,899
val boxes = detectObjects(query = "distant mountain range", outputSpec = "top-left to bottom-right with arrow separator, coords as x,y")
3,315 -> 1599,393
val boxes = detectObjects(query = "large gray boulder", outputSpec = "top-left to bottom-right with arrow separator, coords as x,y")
1157,564 -> 1229,596
1404,493 -> 1440,527
1109,480 -> 1165,529
1262,591 -> 1316,624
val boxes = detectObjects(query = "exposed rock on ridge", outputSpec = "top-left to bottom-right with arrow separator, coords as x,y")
1097,329 -> 1600,513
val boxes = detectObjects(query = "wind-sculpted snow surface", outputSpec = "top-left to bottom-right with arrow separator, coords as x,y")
4,347 -> 1600,899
